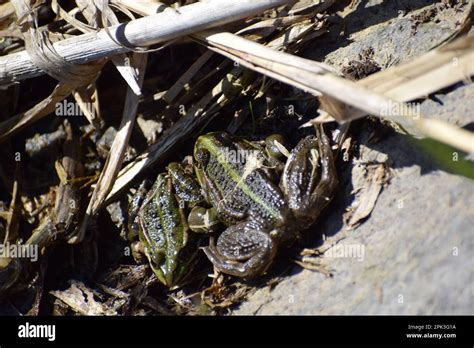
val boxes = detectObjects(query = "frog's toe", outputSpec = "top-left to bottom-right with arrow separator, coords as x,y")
202,224 -> 277,278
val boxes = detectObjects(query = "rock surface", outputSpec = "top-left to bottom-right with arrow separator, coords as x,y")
233,0 -> 474,315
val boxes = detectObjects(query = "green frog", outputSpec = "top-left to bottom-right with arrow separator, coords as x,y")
129,125 -> 337,286
128,162 -> 207,288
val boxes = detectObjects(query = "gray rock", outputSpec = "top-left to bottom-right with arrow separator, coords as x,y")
233,0 -> 474,315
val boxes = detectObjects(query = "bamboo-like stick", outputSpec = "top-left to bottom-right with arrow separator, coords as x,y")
0,0 -> 291,85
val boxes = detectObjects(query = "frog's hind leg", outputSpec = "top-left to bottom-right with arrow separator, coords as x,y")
202,222 -> 277,278
281,124 -> 338,229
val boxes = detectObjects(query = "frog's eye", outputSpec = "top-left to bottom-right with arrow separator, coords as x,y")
265,134 -> 288,160
149,250 -> 165,269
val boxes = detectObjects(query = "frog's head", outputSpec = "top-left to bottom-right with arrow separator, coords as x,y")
194,132 -> 288,165
141,222 -> 194,287
193,132 -> 234,187
194,132 -> 234,166
145,243 -> 190,288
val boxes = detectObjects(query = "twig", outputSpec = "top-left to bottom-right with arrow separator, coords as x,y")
0,0 -> 292,85
73,53 -> 148,243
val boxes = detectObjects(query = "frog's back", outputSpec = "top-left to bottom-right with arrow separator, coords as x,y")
201,135 -> 287,229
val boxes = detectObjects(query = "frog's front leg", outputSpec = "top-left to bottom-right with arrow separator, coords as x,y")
281,124 -> 338,229
168,162 -> 222,233
202,221 -> 277,278
168,162 -> 203,206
